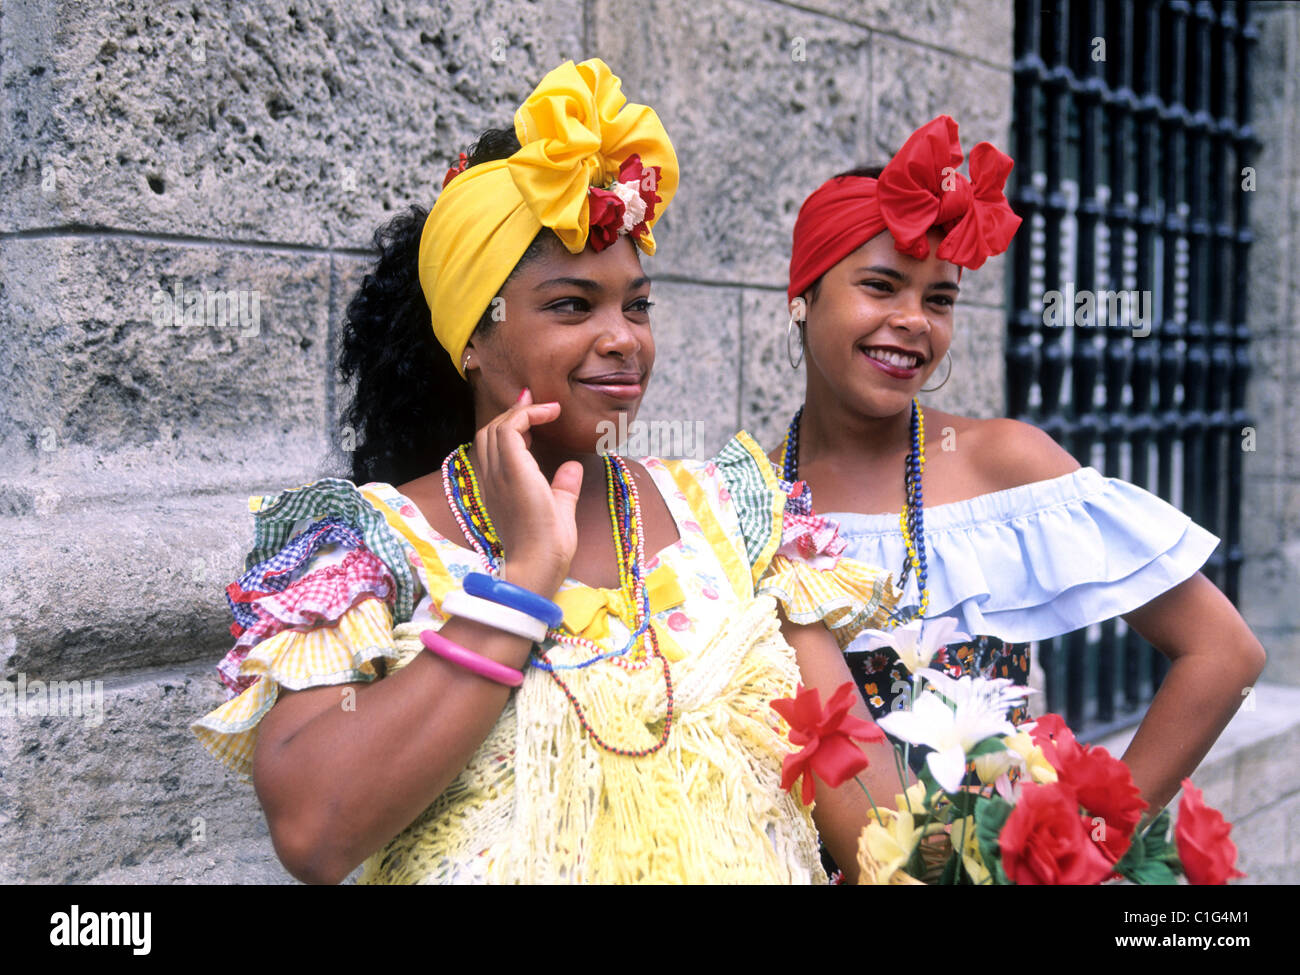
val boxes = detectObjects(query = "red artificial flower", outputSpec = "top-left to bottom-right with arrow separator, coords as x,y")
1028,712 -> 1084,770
770,681 -> 883,805
999,780 -> 1115,885
1059,744 -> 1148,865
586,186 -> 626,252
616,153 -> 662,239
1028,713 -> 1147,866
1175,778 -> 1245,885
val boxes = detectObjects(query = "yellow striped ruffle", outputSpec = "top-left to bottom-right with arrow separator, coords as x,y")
190,597 -> 400,778
757,553 -> 899,649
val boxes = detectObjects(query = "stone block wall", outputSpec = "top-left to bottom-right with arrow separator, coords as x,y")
1241,1 -> 1300,687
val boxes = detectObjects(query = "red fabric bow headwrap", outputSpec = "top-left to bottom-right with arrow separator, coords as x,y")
787,115 -> 1022,303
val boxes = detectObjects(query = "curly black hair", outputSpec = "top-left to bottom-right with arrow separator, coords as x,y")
336,126 -> 557,486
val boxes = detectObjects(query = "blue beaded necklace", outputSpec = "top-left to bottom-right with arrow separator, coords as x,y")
442,447 -> 654,670
780,398 -> 929,623
441,446 -> 676,758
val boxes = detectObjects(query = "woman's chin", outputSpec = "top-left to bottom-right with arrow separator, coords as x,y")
848,384 -> 917,419
539,405 -> 642,456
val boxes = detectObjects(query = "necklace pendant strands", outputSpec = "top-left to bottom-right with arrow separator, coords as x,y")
442,445 -> 502,571
896,397 -> 929,624
780,405 -> 804,484
440,445 -> 675,757
782,398 -> 929,628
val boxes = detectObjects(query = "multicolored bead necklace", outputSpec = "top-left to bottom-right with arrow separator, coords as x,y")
440,444 -> 675,757
780,398 -> 929,623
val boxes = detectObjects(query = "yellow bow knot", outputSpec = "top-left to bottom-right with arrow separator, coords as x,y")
553,564 -> 687,661
418,58 -> 679,377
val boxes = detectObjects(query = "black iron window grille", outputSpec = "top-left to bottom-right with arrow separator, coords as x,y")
1007,0 -> 1259,739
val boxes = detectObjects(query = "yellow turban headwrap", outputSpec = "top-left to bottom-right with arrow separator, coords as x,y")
418,58 -> 679,377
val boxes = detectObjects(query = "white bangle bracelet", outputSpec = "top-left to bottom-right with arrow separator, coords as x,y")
441,589 -> 548,643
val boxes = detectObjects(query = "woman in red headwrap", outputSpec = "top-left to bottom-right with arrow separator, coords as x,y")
773,115 -> 1265,818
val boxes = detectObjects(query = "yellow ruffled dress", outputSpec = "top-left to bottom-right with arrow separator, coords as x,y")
191,432 -> 895,883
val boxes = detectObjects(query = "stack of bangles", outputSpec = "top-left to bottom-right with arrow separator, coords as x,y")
418,572 -> 564,688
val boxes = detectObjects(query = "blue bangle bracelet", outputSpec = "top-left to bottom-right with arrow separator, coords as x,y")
463,572 -> 564,628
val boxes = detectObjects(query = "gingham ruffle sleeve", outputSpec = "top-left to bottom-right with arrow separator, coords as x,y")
712,432 -> 898,648
190,478 -> 421,778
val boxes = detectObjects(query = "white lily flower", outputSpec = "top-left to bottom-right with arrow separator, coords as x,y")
877,670 -> 1034,794
848,615 -> 972,675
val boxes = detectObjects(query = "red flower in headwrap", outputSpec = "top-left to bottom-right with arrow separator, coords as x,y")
616,153 -> 662,239
586,154 -> 663,252
586,186 -> 626,253
787,115 -> 1022,302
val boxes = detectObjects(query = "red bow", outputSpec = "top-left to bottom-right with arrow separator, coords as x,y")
787,115 -> 1022,302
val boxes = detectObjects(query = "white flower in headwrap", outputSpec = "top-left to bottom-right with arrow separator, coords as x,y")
611,179 -> 648,233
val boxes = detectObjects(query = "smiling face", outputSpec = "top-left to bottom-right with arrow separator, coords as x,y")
464,233 -> 654,452
801,227 -> 960,418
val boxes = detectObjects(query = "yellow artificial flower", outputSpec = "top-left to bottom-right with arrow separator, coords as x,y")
973,747 -> 1016,785
857,813 -> 924,885
1004,730 -> 1058,783
894,781 -> 930,817
953,815 -> 992,885
856,783 -> 942,884
971,731 -> 1058,788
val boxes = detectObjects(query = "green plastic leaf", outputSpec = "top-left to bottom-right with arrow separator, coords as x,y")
1129,858 -> 1178,885
1114,833 -> 1146,877
974,796 -> 1014,885
1117,808 -> 1179,884
945,790 -> 982,817
939,849 -> 963,885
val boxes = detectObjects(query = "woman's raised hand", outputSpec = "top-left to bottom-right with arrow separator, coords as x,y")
472,387 -> 583,598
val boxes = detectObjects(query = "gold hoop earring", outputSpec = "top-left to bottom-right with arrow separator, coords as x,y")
920,351 -> 953,392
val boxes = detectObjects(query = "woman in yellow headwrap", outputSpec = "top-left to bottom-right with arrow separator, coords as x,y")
190,59 -> 899,884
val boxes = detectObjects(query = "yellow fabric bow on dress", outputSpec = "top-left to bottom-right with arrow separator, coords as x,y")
553,563 -> 687,662
417,58 -> 679,376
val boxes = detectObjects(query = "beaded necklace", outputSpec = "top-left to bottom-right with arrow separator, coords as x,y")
779,398 -> 929,623
440,444 -> 674,757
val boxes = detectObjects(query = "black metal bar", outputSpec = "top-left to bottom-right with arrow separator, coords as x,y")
1127,0 -> 1163,712
1009,0 -> 1046,421
1151,0 -> 1193,689
1008,0 -> 1253,736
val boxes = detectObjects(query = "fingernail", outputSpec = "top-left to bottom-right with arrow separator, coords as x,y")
516,387 -> 528,403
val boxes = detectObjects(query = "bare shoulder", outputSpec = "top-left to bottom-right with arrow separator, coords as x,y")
923,409 -> 1080,493
963,416 -> 1080,491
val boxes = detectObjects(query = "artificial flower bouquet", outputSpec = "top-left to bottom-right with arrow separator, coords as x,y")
771,634 -> 1243,885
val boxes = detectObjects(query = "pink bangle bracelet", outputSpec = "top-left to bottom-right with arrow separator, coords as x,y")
419,628 -> 525,688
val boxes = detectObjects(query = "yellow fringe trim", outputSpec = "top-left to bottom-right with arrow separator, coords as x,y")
358,596 -> 827,884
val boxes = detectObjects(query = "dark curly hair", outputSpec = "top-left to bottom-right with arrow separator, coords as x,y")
336,126 -> 557,486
